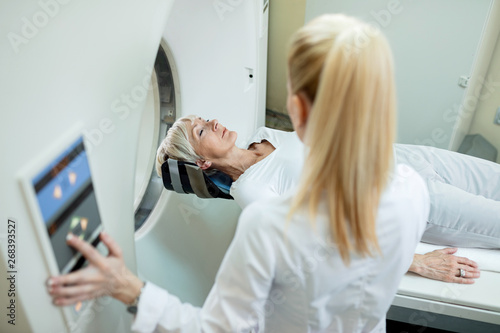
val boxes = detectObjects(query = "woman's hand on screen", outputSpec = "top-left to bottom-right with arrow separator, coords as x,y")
46,231 -> 143,306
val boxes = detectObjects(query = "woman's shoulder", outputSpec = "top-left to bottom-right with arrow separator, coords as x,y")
383,163 -> 430,218
238,191 -> 293,228
377,163 -> 430,245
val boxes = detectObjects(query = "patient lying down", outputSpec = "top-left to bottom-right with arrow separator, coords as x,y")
156,115 -> 500,284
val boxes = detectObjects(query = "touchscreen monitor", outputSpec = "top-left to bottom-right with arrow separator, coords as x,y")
31,137 -> 102,273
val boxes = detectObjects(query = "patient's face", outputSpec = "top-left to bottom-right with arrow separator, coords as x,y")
187,117 -> 237,160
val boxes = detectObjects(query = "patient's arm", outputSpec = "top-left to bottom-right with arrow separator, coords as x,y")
408,248 -> 480,284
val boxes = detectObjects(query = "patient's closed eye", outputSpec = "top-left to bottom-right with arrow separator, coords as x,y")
199,120 -> 210,136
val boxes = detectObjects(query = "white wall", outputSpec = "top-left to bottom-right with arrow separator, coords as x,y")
450,1 -> 500,154
266,1 -> 500,155
468,32 -> 500,163
305,0 -> 493,150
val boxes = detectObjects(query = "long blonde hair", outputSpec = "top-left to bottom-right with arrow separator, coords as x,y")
288,14 -> 396,264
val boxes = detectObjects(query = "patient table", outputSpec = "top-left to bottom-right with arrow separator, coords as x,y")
388,243 -> 500,332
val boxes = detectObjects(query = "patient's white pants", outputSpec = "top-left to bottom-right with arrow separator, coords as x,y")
394,144 -> 500,248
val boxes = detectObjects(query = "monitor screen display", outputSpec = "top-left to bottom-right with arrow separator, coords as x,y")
32,137 -> 102,272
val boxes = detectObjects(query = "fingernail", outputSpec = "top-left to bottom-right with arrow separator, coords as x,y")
46,278 -> 54,287
66,233 -> 74,241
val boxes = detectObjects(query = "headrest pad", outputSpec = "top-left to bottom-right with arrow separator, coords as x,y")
161,159 -> 233,200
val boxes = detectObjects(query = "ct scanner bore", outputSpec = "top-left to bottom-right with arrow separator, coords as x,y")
134,42 -> 177,231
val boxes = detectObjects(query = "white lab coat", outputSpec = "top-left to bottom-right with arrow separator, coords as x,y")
131,164 -> 429,333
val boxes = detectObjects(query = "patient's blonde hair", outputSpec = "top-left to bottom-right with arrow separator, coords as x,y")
155,115 -> 202,177
288,14 -> 396,264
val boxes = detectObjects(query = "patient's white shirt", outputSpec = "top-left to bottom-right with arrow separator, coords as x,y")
230,127 -> 305,209
131,164 -> 429,333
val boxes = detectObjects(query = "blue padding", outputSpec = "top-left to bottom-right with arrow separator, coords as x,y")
207,172 -> 232,194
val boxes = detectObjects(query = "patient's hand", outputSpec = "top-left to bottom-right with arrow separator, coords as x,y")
408,248 -> 480,284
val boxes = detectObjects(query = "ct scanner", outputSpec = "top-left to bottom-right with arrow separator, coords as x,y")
1,0 -> 268,332
1,0 -> 500,332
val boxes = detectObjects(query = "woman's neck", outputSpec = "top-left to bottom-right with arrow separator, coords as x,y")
213,141 -> 275,181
